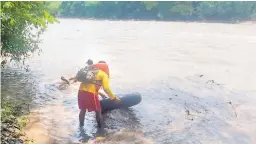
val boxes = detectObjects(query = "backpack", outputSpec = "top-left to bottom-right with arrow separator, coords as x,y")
76,65 -> 101,85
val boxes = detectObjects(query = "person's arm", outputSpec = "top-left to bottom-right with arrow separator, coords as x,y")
101,74 -> 120,101
69,76 -> 78,83
98,90 -> 107,99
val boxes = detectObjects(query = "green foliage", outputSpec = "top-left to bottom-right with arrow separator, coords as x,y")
1,100 -> 16,122
1,1 -> 57,65
17,115 -> 29,128
169,2 -> 194,16
46,1 -> 61,16
56,1 -> 256,21
1,97 -> 29,123
142,2 -> 158,10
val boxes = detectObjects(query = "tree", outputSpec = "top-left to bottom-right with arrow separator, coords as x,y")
56,1 -> 256,21
1,2 -> 57,66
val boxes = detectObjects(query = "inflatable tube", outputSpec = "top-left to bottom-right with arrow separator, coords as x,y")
100,92 -> 142,113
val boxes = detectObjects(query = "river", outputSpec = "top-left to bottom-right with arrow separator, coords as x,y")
1,19 -> 256,144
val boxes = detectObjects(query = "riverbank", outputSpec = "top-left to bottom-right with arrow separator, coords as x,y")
1,98 -> 33,144
1,68 -> 39,144
56,16 -> 256,24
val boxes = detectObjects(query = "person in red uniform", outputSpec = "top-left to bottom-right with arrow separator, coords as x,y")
69,60 -> 120,128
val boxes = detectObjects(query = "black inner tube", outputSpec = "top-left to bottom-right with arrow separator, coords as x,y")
100,92 -> 142,113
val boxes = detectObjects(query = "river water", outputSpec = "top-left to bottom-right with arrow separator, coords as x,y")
1,19 -> 256,144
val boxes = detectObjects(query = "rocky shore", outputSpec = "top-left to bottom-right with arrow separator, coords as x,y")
1,116 -> 27,144
1,99 -> 32,144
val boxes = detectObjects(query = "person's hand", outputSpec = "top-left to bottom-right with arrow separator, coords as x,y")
99,93 -> 107,99
102,95 -> 107,99
112,97 -> 121,103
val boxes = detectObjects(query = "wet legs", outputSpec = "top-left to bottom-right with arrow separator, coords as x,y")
79,109 -> 86,126
79,109 -> 103,128
96,110 -> 103,128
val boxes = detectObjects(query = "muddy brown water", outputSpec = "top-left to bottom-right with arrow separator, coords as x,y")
1,19 -> 256,144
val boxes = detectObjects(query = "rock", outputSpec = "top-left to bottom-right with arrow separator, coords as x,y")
19,132 -> 26,136
13,123 -> 20,129
2,131 -> 10,137
14,128 -> 21,133
8,138 -> 17,144
7,140 -> 13,144
9,115 -> 16,120
1,123 -> 8,130
3,119 -> 13,124
13,128 -> 22,138
12,139 -> 20,144
1,141 -> 9,144
18,139 -> 24,143
7,128 -> 15,133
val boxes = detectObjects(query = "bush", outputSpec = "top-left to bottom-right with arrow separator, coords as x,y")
1,2 -> 58,66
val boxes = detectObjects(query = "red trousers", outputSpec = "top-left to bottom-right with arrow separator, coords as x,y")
78,90 -> 101,112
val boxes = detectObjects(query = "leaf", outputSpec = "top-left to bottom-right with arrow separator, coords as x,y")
27,4 -> 32,9
3,2 -> 12,8
1,1 -> 58,65
44,10 -> 50,18
10,19 -> 15,26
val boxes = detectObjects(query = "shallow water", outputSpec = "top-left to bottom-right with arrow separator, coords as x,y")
1,19 -> 256,144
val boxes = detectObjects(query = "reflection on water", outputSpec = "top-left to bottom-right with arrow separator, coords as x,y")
1,19 -> 256,144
